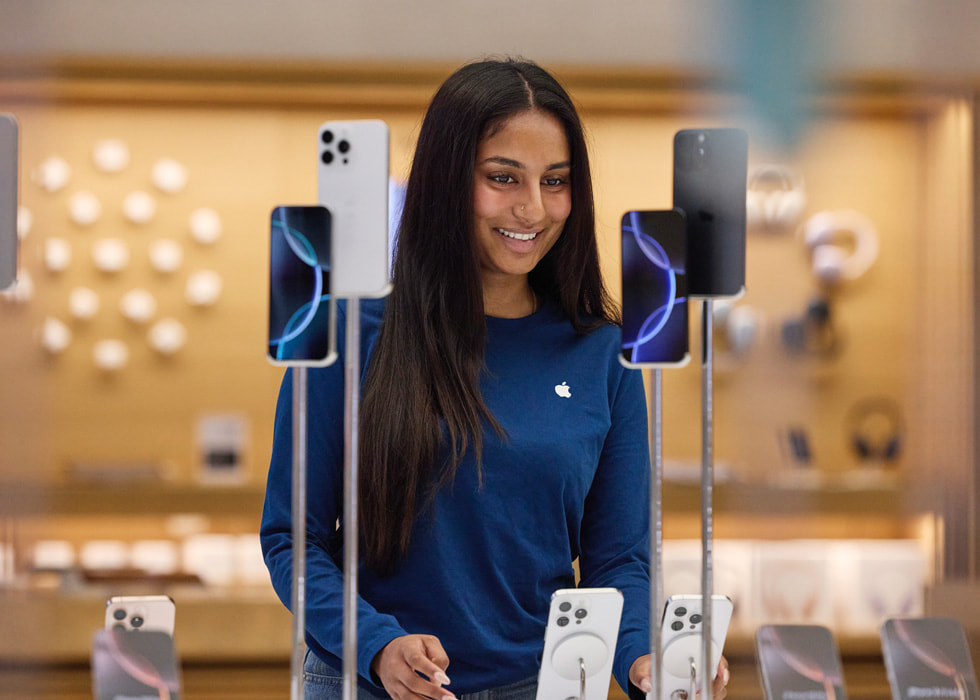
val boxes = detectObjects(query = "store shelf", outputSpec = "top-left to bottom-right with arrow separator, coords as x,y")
0,477 -> 921,518
0,482 -> 266,517
664,477 -> 915,516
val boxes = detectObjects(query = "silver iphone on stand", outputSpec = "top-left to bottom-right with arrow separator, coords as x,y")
317,119 -> 391,298
536,588 -> 623,700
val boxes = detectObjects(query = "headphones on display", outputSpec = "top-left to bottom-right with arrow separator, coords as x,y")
845,397 -> 904,463
746,164 -> 807,232
802,209 -> 880,286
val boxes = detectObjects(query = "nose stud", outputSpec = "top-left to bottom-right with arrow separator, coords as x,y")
520,204 -> 525,212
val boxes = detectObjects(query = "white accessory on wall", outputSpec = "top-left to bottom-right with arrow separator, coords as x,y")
91,238 -> 130,273
716,301 -> 763,358
40,316 -> 72,354
68,190 -> 103,227
93,339 -> 130,371
34,156 -> 71,192
148,318 -> 187,354
69,286 -> 100,320
185,269 -> 222,306
148,238 -> 184,273
152,157 -> 188,193
746,164 -> 807,232
188,207 -> 222,244
122,190 -> 157,224
92,139 -> 130,173
119,288 -> 158,323
43,237 -> 72,272
803,209 -> 880,285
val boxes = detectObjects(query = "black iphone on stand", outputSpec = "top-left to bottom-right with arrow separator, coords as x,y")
673,128 -> 748,298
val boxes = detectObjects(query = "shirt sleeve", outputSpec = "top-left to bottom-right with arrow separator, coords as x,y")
260,317 -> 407,687
577,360 -> 651,693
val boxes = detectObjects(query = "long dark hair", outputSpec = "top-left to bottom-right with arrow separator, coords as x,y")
358,58 -> 617,575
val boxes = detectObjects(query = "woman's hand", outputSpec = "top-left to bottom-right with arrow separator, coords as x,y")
629,654 -> 730,699
371,634 -> 456,700
710,656 -> 730,700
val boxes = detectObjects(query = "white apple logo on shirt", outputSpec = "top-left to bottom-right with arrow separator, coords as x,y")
555,382 -> 571,398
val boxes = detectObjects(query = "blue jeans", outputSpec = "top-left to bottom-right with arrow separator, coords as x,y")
303,649 -> 538,700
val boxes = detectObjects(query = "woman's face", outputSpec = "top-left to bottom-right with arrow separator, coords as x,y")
472,109 -> 572,284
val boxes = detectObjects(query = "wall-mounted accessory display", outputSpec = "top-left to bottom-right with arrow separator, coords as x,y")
92,138 -> 130,173
13,138 -> 225,371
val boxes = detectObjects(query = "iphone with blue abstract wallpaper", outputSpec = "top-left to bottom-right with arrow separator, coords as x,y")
620,209 -> 690,368
267,204 -> 337,366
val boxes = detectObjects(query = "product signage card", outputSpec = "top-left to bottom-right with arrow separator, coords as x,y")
881,618 -> 979,700
91,628 -> 182,700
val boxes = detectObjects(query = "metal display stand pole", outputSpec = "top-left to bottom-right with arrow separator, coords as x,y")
700,300 -> 714,700
291,367 -> 309,700
342,298 -> 361,700
647,368 -> 664,700
289,298 -> 362,700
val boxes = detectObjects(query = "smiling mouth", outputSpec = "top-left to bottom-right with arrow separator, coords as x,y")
497,228 -> 538,242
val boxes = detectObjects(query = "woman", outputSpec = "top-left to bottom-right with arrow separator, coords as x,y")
261,58 -> 727,700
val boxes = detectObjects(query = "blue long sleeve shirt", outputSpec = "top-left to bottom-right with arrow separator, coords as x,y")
260,298 -> 651,696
